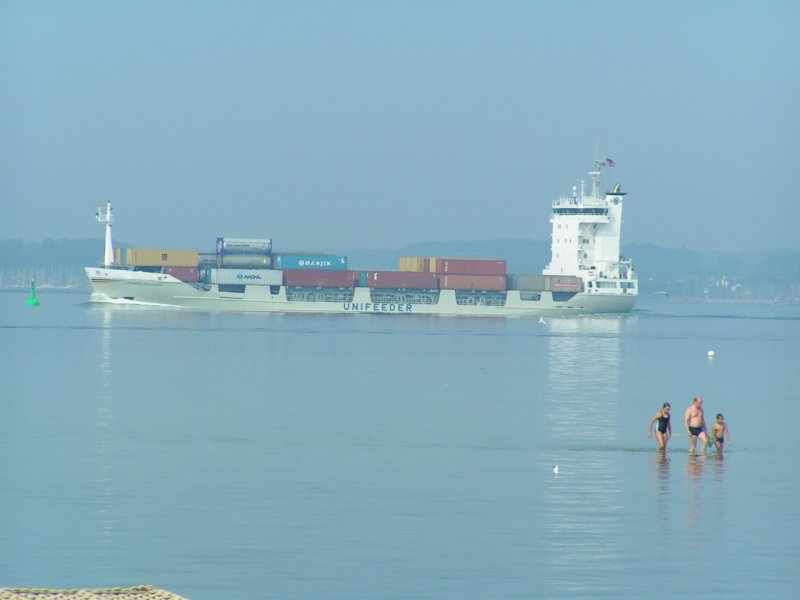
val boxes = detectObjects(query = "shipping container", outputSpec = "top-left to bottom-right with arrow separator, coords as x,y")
399,256 -> 426,272
126,248 -> 199,267
198,253 -> 218,266
367,271 -> 439,289
506,274 -> 582,291
508,274 -> 547,291
114,248 -> 122,265
438,274 -> 506,291
219,254 -> 272,269
283,269 -> 358,288
549,276 -> 582,291
214,268 -> 283,286
164,266 -> 199,283
273,254 -> 348,271
427,257 -> 506,276
216,237 -> 272,255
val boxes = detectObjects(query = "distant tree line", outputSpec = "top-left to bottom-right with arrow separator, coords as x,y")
0,238 -> 126,289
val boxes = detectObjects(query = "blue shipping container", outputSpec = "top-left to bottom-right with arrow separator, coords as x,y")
273,254 -> 348,270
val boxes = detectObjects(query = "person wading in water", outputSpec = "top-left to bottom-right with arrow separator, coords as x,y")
648,402 -> 672,451
684,396 -> 709,453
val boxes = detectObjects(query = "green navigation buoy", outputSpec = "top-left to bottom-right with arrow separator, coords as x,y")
27,279 -> 40,306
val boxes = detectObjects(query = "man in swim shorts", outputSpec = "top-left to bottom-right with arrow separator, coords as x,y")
684,396 -> 709,453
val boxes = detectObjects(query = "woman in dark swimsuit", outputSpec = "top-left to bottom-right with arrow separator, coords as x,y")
648,402 -> 672,451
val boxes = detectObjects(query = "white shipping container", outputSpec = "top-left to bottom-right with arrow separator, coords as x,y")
216,237 -> 272,255
213,269 -> 283,286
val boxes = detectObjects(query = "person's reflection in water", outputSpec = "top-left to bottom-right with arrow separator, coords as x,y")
656,451 -> 671,480
685,453 -> 707,538
711,450 -> 725,475
654,451 -> 671,512
685,452 -> 706,482
710,451 -> 726,529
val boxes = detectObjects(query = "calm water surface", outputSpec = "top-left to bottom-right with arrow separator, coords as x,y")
1,291 -> 798,599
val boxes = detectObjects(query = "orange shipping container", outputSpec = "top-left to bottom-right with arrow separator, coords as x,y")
367,271 -> 439,289
426,257 -> 506,276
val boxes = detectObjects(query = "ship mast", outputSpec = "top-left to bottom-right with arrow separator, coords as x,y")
590,159 -> 605,199
95,201 -> 115,267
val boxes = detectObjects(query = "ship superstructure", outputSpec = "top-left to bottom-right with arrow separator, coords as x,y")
543,159 -> 637,300
85,160 -> 637,316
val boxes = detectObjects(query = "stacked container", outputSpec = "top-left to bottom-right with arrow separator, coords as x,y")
215,269 -> 282,286
427,257 -> 506,276
400,256 -> 506,276
218,255 -> 272,268
216,237 -> 272,255
126,248 -> 199,267
439,274 -> 506,291
398,256 -> 507,290
399,257 -> 426,272
216,237 -> 272,270
366,271 -> 438,289
283,270 -> 359,288
273,254 -> 348,271
163,266 -> 199,282
506,274 -> 582,292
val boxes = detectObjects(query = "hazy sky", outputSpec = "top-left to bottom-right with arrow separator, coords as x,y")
2,1 -> 798,254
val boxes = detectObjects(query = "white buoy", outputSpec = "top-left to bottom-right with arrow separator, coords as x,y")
707,350 -> 715,358
552,465 -> 559,474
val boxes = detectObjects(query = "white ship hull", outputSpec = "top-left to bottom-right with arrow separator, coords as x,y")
85,268 -> 636,316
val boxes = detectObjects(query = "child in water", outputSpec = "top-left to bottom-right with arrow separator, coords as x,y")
711,413 -> 731,452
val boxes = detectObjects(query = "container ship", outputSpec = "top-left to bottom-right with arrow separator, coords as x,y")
85,160 -> 637,316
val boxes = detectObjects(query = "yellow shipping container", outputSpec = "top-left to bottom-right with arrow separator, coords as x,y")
399,256 -> 425,272
126,248 -> 199,267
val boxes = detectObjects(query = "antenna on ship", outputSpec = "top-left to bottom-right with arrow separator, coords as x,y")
590,158 -> 616,198
95,201 -> 115,267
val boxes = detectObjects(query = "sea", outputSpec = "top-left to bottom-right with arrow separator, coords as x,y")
1,290 -> 798,599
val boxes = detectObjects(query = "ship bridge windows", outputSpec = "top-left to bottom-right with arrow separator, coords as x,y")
553,207 -> 608,216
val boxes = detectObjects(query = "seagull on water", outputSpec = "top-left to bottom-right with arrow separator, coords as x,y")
539,317 -> 546,324
552,465 -> 559,475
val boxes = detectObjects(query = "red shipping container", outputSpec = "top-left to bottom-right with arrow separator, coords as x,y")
428,257 -> 506,276
283,269 -> 358,288
438,274 -> 507,291
164,266 -> 199,282
367,271 -> 439,289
